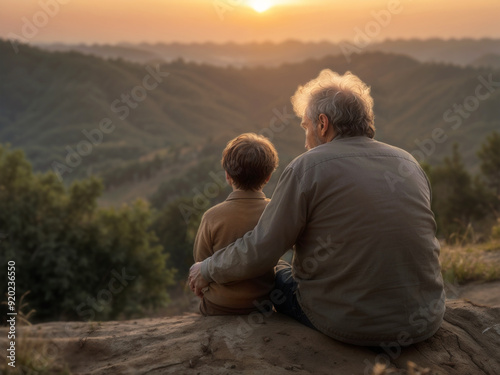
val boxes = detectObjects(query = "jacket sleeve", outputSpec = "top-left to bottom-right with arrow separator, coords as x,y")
201,166 -> 307,284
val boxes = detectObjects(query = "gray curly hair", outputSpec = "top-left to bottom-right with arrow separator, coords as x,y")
291,70 -> 375,138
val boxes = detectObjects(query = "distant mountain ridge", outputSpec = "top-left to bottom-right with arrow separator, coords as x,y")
35,38 -> 500,68
471,53 -> 500,69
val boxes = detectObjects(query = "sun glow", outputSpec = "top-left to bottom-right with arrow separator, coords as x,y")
248,0 -> 273,13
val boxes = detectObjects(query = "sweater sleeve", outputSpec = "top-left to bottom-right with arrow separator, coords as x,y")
193,214 -> 213,263
201,166 -> 307,284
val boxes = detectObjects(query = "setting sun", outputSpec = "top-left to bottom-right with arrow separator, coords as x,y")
248,0 -> 273,13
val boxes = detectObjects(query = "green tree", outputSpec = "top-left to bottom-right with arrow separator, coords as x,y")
428,143 -> 488,241
151,197 -> 203,282
477,131 -> 500,197
0,145 -> 175,322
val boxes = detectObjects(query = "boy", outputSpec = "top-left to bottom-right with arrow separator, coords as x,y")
193,133 -> 279,315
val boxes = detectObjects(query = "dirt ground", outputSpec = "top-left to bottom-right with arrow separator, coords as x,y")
456,280 -> 500,307
2,300 -> 499,375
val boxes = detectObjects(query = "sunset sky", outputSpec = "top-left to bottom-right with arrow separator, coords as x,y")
1,0 -> 500,45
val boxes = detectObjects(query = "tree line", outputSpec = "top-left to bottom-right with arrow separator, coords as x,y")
426,132 -> 500,242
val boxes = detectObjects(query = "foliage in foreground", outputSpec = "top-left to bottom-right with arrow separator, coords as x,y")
0,145 -> 175,322
0,291 -> 72,374
440,239 -> 500,284
427,133 -> 500,242
0,336 -> 72,375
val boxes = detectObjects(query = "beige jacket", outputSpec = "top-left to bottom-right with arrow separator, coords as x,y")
201,136 -> 445,346
194,190 -> 275,314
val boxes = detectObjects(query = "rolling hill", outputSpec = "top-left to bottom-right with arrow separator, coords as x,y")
471,53 -> 500,69
1,39 -> 499,206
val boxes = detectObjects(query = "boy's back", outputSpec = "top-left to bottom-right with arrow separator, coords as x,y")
193,190 -> 274,315
192,133 -> 279,316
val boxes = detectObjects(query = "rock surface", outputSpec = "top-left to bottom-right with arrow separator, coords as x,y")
3,300 -> 500,375
457,281 -> 500,307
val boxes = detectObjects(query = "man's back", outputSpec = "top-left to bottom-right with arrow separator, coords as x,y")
287,136 -> 445,345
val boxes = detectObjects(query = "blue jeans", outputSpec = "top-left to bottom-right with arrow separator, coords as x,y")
274,260 -> 316,330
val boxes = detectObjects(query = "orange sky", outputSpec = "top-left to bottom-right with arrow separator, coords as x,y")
1,0 -> 499,44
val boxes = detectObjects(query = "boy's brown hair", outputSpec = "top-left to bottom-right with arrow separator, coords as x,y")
222,133 -> 279,191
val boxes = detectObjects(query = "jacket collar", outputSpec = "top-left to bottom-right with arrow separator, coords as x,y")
226,190 -> 267,201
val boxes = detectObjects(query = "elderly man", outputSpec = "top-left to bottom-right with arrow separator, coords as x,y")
189,69 -> 445,346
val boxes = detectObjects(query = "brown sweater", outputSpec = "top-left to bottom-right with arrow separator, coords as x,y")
193,190 -> 275,315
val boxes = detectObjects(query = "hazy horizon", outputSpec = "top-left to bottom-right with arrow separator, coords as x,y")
29,36 -> 500,48
1,0 -> 500,45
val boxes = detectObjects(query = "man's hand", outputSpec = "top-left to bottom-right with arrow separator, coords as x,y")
188,262 -> 210,298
